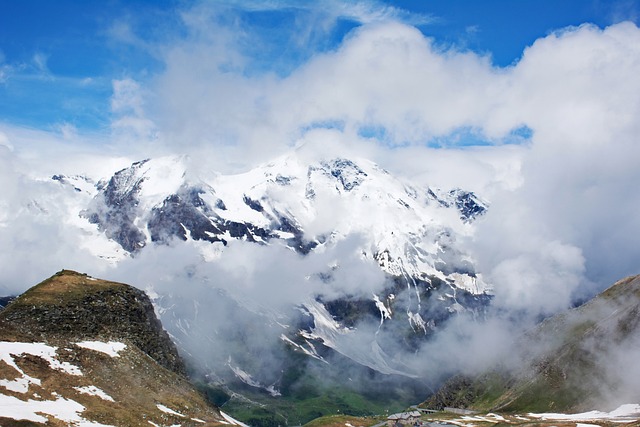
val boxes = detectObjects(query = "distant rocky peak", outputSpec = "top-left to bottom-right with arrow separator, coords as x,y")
450,189 -> 488,222
319,158 -> 368,192
105,158 -> 150,203
51,174 -> 95,194
428,187 -> 488,222
75,152 -> 491,300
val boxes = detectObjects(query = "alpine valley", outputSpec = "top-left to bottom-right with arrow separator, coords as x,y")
3,146 -> 495,424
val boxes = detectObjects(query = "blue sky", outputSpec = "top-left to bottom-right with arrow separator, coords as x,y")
1,0 -> 638,132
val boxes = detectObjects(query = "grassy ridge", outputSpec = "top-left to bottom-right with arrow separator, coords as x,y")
422,274 -> 640,414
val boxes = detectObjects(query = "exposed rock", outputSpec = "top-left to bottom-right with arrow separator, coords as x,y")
1,269 -> 185,375
0,270 -> 228,426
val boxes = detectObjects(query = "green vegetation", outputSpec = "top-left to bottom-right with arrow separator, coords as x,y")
201,381 -> 408,427
303,414 -> 384,427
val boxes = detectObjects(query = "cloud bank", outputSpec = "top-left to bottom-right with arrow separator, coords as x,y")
139,11 -> 640,317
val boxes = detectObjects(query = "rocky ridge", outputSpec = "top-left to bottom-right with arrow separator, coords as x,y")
0,270 -> 235,427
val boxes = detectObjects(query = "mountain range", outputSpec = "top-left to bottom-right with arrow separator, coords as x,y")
46,153 -> 486,347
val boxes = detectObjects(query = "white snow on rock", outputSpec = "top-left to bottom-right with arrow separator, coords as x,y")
221,411 -> 251,427
227,358 -> 282,397
71,152 -> 492,297
157,403 -> 186,417
373,293 -> 392,325
0,341 -> 83,393
301,300 -> 418,377
280,333 -> 327,363
74,385 -> 115,402
75,341 -> 127,357
0,393 -> 115,426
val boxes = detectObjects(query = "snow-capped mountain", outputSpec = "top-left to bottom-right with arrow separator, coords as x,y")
42,147 -> 492,395
81,152 -> 489,291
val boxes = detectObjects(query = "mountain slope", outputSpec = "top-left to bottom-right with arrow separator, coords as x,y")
422,274 -> 640,413
0,270 -> 231,426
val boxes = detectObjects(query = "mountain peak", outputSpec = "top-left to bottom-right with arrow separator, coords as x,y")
1,269 -> 185,375
0,270 -> 233,426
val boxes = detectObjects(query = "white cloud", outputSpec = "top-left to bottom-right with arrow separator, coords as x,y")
32,52 -> 50,75
468,22 -> 640,314
110,78 -> 157,145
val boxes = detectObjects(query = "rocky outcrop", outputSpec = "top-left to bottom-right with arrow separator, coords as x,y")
0,269 -> 185,375
0,270 -> 231,427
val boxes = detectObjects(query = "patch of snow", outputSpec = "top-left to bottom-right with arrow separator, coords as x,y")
373,293 -> 392,325
0,341 -> 83,393
407,310 -> 427,334
227,359 -> 281,397
528,403 -> 640,422
157,403 -> 186,418
265,385 -> 281,397
0,394 -> 115,426
302,299 -> 351,349
221,411 -> 250,427
75,341 -> 127,357
74,385 -> 115,402
0,373 -> 34,393
301,301 -> 416,377
462,413 -> 509,424
448,272 -> 492,295
272,230 -> 296,239
280,334 -> 327,363
485,413 -> 507,422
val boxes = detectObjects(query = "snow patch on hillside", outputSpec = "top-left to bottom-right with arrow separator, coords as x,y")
528,403 -> 640,422
74,385 -> 115,402
0,342 -> 83,393
0,394 -> 115,426
75,341 -> 127,357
